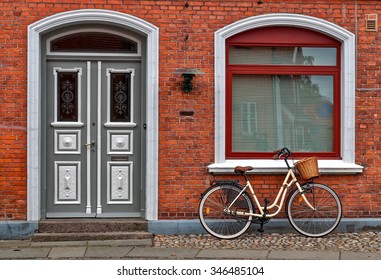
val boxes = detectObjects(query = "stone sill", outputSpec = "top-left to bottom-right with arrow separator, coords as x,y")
208,160 -> 364,174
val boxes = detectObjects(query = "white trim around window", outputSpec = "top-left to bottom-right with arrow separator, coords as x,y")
210,13 -> 363,174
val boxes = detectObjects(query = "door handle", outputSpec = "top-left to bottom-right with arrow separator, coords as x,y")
85,141 -> 96,147
85,141 -> 96,152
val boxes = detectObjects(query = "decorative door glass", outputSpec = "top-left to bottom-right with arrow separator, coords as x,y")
57,71 -> 78,122
110,72 -> 131,122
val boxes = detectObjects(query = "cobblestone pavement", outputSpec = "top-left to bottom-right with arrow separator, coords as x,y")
154,232 -> 381,253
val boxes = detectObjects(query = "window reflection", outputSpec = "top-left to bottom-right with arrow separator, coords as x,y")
232,74 -> 334,152
229,46 -> 337,66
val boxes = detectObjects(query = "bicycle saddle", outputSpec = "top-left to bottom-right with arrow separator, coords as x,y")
234,166 -> 254,175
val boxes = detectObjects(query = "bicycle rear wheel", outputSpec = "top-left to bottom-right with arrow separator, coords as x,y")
199,184 -> 254,239
286,182 -> 342,237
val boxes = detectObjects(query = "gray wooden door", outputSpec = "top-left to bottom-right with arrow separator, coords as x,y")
45,59 -> 142,217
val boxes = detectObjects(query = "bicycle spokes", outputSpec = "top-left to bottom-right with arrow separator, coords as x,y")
286,183 -> 342,237
199,185 -> 254,239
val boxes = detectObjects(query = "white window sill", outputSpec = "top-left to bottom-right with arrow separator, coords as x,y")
208,159 -> 363,174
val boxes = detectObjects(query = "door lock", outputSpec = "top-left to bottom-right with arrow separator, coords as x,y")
85,141 -> 96,152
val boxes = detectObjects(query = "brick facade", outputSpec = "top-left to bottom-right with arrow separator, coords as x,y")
0,1 -> 381,227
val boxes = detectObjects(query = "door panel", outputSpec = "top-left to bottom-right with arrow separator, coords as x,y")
99,61 -> 142,217
45,60 -> 142,217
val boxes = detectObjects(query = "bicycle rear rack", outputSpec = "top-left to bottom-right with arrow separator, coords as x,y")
210,180 -> 240,187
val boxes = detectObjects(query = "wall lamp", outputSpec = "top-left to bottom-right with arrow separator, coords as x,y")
174,68 -> 204,93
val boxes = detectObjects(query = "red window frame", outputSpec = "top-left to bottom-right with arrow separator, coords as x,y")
226,27 -> 341,159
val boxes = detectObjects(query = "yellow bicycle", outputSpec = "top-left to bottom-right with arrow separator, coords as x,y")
199,147 -> 342,239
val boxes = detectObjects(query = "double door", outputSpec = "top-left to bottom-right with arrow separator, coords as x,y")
44,59 -> 143,217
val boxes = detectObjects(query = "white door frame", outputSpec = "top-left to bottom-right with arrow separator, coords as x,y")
27,9 -> 159,221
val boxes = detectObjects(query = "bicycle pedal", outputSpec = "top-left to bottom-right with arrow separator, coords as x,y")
258,221 -> 265,233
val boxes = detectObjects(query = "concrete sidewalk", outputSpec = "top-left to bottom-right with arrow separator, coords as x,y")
0,239 -> 380,260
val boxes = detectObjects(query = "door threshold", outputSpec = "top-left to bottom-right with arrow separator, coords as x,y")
46,213 -> 96,218
45,212 -> 142,219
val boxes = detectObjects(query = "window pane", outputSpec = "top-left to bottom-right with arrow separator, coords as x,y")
110,73 -> 131,122
51,32 -> 138,53
229,46 -> 337,66
232,74 -> 334,153
57,72 -> 78,122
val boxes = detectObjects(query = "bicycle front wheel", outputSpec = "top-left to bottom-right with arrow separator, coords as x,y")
199,184 -> 254,239
286,182 -> 342,237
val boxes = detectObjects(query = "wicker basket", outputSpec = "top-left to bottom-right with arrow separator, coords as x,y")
294,157 -> 319,181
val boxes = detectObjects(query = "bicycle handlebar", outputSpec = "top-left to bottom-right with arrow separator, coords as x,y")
273,147 -> 292,159
272,149 -> 282,159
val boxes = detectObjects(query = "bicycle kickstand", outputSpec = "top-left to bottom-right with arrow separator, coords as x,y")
258,198 -> 270,233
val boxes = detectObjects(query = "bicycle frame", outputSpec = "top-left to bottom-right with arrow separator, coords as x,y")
227,168 -> 316,218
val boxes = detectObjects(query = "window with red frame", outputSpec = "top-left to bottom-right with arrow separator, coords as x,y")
226,26 -> 341,159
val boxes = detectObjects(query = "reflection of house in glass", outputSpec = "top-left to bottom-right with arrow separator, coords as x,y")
231,46 -> 335,153
280,74 -> 334,152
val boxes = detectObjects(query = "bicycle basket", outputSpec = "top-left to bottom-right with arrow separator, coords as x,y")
294,157 -> 319,181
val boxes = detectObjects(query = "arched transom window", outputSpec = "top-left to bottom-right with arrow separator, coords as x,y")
47,29 -> 141,56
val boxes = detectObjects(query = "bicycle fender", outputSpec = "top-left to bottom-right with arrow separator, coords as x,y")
200,180 -> 241,199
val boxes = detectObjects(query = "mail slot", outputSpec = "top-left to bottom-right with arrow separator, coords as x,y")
111,156 -> 129,161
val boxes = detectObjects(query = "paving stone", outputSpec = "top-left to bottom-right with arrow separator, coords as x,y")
154,232 -> 381,253
31,241 -> 87,247
88,239 -> 152,247
85,246 -> 134,258
268,250 -> 340,260
0,247 -> 50,259
48,246 -> 86,259
0,231 -> 380,260
340,252 -> 381,260
196,249 -> 269,259
0,240 -> 32,248
127,247 -> 199,259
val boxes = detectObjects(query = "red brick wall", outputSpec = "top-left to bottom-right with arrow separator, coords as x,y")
0,0 -> 380,221
0,0 -> 28,220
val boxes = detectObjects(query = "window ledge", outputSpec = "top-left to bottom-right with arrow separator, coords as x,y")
208,159 -> 363,174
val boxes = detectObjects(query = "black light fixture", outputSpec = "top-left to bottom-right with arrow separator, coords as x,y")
174,68 -> 204,93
